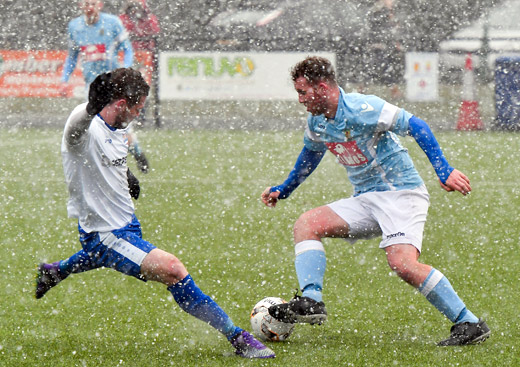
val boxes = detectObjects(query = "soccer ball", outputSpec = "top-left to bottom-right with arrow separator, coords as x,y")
250,297 -> 295,342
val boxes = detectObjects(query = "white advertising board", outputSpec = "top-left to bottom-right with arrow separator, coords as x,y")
159,52 -> 336,100
405,52 -> 439,102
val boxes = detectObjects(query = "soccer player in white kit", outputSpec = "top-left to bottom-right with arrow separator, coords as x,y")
36,68 -> 275,359
261,56 -> 490,346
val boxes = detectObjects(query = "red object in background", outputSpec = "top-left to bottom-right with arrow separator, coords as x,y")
457,53 -> 484,131
0,50 -> 83,97
119,0 -> 160,52
0,50 -> 153,98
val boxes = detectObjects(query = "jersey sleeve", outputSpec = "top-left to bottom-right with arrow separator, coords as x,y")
63,103 -> 93,149
368,95 -> 412,136
348,94 -> 412,137
62,22 -> 80,83
303,116 -> 328,152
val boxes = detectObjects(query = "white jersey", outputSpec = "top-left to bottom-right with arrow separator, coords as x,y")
61,103 -> 134,233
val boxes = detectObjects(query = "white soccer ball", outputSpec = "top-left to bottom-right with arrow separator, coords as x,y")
250,297 -> 295,342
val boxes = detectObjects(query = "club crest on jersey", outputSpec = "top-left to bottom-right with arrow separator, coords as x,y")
344,130 -> 351,140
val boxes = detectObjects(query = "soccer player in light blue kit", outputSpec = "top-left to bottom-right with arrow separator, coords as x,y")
35,69 -> 275,359
61,0 -> 134,89
261,56 -> 490,346
61,0 -> 149,174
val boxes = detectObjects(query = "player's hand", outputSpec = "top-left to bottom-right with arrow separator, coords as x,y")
261,187 -> 280,207
86,72 -> 113,115
440,169 -> 471,196
134,151 -> 150,174
127,168 -> 140,200
59,83 -> 72,97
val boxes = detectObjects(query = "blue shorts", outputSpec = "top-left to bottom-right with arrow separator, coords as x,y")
78,215 -> 156,281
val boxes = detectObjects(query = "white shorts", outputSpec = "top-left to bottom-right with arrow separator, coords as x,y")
327,185 -> 430,252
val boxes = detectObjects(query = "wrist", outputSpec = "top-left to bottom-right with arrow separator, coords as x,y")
270,185 -> 288,199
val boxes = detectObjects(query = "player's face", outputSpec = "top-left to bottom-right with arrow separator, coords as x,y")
80,0 -> 102,19
294,76 -> 328,116
114,96 -> 146,129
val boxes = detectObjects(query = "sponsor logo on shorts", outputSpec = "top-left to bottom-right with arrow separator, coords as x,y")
386,232 -> 405,239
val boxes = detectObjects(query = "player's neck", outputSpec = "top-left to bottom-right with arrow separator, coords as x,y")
85,13 -> 100,25
324,88 -> 340,119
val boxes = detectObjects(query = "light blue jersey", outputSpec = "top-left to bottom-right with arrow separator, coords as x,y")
303,88 -> 423,196
62,13 -> 134,86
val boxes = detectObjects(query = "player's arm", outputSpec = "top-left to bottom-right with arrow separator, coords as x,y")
62,24 -> 80,83
64,73 -> 114,147
62,49 -> 79,84
408,116 -> 471,195
261,146 -> 325,207
63,104 -> 93,147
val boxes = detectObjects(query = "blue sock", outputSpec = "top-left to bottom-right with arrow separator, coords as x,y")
168,275 -> 242,340
295,240 -> 326,302
419,269 -> 479,324
59,250 -> 97,276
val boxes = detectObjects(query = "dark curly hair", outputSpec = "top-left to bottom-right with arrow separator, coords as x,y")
291,56 -> 337,86
110,68 -> 150,106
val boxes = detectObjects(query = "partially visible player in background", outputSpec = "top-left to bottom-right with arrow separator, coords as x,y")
261,56 -> 490,346
35,68 -> 275,359
120,0 -> 160,126
61,0 -> 149,173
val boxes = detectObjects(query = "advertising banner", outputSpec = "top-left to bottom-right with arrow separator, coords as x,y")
0,50 -> 153,98
159,52 -> 336,100
405,52 -> 439,102
0,50 -> 82,97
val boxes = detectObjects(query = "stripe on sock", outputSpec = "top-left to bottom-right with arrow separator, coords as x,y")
295,240 -> 325,256
419,269 -> 443,297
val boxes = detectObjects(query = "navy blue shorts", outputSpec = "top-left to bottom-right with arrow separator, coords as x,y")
78,215 -> 156,280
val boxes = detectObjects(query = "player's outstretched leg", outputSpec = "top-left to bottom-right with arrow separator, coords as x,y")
35,262 -> 68,299
168,274 -> 275,358
35,250 -> 97,299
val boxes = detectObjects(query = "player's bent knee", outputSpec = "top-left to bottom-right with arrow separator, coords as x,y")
141,249 -> 188,285
387,257 -> 417,283
164,256 -> 188,279
294,211 -> 320,236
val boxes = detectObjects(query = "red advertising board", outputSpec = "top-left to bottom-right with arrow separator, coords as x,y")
0,50 -> 153,98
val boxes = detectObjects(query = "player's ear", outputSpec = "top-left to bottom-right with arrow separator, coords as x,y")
316,81 -> 329,94
114,99 -> 128,111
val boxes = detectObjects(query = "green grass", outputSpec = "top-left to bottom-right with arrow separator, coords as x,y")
1,127 -> 519,366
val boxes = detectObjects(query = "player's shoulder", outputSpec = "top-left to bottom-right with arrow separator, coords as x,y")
341,91 -> 386,114
100,12 -> 125,26
69,15 -> 84,29
343,91 -> 384,105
